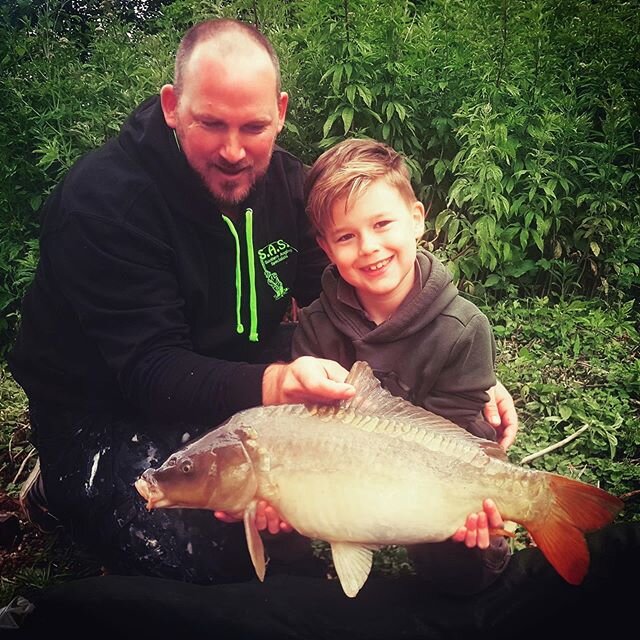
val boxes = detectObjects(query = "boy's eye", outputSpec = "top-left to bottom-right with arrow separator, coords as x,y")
375,219 -> 392,229
336,233 -> 354,243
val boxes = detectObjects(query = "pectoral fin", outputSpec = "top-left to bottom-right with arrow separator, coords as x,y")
330,542 -> 373,598
243,501 -> 267,581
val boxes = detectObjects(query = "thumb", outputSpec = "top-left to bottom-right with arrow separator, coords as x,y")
483,387 -> 501,427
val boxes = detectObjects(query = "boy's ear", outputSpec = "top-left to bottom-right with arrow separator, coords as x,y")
413,201 -> 426,240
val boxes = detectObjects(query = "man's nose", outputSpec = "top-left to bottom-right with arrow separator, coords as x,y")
220,132 -> 247,164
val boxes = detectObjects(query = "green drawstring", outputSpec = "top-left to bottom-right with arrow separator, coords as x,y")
221,210 -> 259,342
221,215 -> 244,335
245,208 -> 259,342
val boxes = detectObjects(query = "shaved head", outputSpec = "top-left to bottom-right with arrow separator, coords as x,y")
173,19 -> 281,97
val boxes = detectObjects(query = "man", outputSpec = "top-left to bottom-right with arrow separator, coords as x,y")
9,18 -> 517,582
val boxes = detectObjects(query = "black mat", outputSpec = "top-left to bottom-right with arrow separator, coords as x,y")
10,522 -> 639,640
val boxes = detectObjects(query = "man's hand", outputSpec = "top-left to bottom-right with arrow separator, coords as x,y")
483,380 -> 518,450
450,499 -> 505,549
262,356 -> 356,406
214,500 -> 293,535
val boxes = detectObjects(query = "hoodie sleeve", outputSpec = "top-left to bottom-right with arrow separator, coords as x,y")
421,312 -> 497,439
46,208 -> 267,424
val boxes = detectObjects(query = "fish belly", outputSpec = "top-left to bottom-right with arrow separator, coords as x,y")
252,417 -> 499,545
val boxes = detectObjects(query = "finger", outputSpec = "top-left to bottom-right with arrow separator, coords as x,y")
483,498 -> 504,528
279,521 -> 294,533
300,365 -> 355,401
254,500 -> 268,531
476,511 -> 490,549
498,422 -> 518,450
483,386 -> 501,428
451,526 -> 467,542
264,505 -> 281,535
214,510 -> 238,523
464,513 -> 478,548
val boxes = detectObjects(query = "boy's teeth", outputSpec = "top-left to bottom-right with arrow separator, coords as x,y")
365,258 -> 390,271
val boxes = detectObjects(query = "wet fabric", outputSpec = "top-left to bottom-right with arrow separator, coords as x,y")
27,323 -> 325,584
15,522 -> 639,639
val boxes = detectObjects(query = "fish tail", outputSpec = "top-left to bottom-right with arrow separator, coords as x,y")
524,474 -> 623,585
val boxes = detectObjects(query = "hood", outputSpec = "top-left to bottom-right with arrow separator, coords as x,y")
318,250 -> 458,344
117,95 -> 233,231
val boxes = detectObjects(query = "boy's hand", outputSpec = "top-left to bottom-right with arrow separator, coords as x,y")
262,356 -> 355,406
483,380 -> 519,450
214,500 -> 293,534
451,499 -> 505,549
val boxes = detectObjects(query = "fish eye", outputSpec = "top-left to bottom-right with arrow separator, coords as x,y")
180,459 -> 193,474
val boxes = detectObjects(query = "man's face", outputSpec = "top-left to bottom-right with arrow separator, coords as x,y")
161,41 -> 288,208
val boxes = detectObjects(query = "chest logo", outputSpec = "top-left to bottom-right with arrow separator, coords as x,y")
258,239 -> 297,300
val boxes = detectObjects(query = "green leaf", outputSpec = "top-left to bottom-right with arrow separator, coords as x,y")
559,405 -> 572,421
434,159 -> 447,184
357,85 -> 372,108
322,111 -> 340,139
331,65 -> 343,92
341,107 -> 354,134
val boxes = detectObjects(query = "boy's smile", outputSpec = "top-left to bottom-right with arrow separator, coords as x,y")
318,178 -> 425,324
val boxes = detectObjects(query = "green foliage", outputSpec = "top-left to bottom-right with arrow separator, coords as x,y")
483,297 -> 640,521
0,2 -> 177,355
0,363 -> 29,497
1,0 -> 639,353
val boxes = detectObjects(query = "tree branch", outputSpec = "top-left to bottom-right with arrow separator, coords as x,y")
520,424 -> 589,464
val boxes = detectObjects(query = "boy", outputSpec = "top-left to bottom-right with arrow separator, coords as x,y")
293,138 -> 510,594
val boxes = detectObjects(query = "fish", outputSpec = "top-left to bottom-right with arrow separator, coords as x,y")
135,361 -> 623,597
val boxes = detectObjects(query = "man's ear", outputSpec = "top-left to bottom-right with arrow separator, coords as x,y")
276,91 -> 289,134
160,84 -> 178,129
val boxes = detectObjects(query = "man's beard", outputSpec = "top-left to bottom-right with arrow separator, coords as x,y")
201,149 -> 274,210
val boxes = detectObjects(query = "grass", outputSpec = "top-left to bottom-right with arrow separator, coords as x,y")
0,296 -> 638,609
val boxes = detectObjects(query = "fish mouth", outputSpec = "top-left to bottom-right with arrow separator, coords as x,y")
134,475 -> 167,510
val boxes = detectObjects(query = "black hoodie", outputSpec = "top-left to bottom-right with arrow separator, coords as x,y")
9,96 -> 327,426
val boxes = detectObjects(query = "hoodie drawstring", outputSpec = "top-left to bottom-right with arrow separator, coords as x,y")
221,209 -> 259,342
244,208 -> 259,341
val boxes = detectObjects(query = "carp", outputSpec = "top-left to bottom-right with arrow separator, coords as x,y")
135,361 -> 623,597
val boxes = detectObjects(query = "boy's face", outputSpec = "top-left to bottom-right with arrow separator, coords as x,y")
318,178 -> 425,321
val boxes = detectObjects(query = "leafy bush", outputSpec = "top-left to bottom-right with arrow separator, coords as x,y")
484,296 -> 640,520
1,0 -> 639,354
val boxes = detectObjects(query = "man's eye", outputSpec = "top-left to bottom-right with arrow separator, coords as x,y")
243,124 -> 267,134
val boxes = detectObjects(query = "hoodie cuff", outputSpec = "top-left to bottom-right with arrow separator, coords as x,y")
224,363 -> 269,415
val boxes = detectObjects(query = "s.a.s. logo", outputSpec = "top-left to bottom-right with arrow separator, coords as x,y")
258,239 -> 297,300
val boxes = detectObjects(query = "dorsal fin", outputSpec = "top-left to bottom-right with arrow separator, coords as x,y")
311,361 -> 506,462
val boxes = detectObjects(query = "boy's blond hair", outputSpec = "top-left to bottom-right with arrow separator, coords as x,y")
304,138 -> 417,237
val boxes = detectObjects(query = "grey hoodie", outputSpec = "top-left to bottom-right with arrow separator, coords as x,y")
292,248 -> 509,595
292,249 -> 497,439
